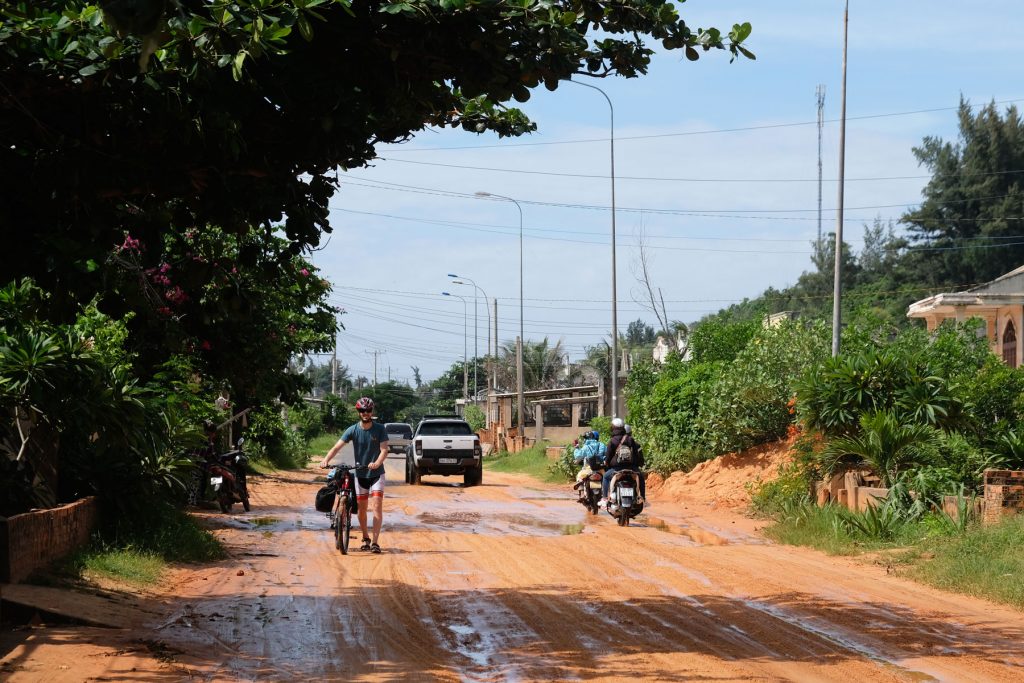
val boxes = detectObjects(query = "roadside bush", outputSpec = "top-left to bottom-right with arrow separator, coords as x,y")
689,314 -> 760,363
464,404 -> 486,432
0,279 -> 197,515
287,400 -> 325,440
747,462 -> 813,517
816,410 -> 941,486
246,404 -> 307,469
549,442 -> 577,481
321,393 -> 356,432
694,319 -> 829,457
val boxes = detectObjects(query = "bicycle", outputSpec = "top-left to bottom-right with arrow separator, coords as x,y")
321,464 -> 369,555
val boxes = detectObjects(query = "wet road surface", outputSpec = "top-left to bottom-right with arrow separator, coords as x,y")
7,454 -> 1024,681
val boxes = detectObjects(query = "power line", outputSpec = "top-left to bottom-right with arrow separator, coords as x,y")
375,156 -> 1024,185
342,176 -> 1017,218
382,97 -> 1024,152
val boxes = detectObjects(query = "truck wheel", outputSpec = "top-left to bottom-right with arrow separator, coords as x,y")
463,466 -> 482,487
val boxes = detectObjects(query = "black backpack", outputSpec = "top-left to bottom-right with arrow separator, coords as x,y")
314,485 -> 336,512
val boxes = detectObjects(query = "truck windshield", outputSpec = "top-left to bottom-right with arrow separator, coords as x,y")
386,425 -> 412,439
418,422 -> 473,436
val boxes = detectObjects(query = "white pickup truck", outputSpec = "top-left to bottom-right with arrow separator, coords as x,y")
404,416 -> 482,487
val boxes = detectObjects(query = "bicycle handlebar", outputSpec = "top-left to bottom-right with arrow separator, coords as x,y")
321,464 -> 372,474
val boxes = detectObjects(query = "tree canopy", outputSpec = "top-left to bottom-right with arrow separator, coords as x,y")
902,99 -> 1024,287
2,1 -> 752,306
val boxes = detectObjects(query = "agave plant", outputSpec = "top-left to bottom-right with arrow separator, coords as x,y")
818,410 -> 941,486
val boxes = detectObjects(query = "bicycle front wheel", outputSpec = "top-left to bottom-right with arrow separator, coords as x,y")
338,493 -> 352,555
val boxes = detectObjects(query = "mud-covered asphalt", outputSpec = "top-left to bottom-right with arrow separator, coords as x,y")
5,452 -> 1024,682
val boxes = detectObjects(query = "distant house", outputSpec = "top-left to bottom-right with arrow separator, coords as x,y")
907,265 -> 1024,368
653,333 -> 690,364
765,311 -> 800,328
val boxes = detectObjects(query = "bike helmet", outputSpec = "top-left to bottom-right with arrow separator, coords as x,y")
624,424 -> 632,435
354,396 -> 374,412
611,417 -> 624,429
589,430 -> 600,440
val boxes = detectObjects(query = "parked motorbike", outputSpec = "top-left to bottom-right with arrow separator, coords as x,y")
573,465 -> 605,515
208,438 -> 250,513
606,469 -> 644,526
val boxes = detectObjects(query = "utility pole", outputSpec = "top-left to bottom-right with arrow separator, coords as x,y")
331,342 -> 337,395
365,350 -> 380,387
816,84 -> 826,254
832,1 -> 849,357
516,335 -> 524,444
493,298 -> 498,390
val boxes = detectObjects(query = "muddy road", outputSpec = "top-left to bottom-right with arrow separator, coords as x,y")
6,452 -> 1024,681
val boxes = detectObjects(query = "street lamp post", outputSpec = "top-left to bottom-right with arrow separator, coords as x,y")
474,191 -> 526,443
448,274 -> 491,402
568,79 -> 619,417
442,291 -> 469,402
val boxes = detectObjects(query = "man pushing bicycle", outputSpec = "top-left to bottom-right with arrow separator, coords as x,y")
321,397 -> 389,554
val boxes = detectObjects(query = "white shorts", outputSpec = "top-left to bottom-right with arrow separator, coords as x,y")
355,471 -> 385,498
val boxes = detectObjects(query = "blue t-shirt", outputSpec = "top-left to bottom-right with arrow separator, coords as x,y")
341,421 -> 389,479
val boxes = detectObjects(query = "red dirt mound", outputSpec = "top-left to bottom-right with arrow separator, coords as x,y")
648,436 -> 796,509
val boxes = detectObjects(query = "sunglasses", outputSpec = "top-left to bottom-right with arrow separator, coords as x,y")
357,409 -> 372,414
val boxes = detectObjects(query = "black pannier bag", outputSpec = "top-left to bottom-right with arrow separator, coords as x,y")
315,485 -> 336,512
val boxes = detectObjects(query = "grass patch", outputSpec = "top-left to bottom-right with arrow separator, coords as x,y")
76,548 -> 165,585
307,434 -> 340,460
764,503 -> 934,556
485,442 -> 568,484
911,515 -> 1024,608
56,503 -> 224,586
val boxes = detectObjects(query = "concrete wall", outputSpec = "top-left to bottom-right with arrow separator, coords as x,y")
0,497 -> 98,583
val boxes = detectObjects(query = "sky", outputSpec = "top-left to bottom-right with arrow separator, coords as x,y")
309,1 -> 1024,388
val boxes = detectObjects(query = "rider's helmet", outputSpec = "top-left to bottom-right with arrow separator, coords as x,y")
590,430 -> 600,440
354,396 -> 374,413
624,424 -> 632,435
611,417 -> 624,429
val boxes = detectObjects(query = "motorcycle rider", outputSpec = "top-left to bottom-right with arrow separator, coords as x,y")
599,418 -> 647,506
573,430 -> 606,483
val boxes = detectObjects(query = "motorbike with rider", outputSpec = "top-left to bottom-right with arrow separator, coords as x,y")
571,430 -> 606,514
600,418 -> 647,526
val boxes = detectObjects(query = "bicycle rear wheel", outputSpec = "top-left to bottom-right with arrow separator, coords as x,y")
338,493 -> 352,555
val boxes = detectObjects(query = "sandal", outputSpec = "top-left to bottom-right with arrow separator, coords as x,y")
359,538 -> 372,552
370,542 -> 381,554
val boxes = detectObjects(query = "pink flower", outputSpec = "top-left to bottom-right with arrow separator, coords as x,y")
300,268 -> 310,277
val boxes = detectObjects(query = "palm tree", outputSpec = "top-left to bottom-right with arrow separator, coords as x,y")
818,410 -> 940,486
493,337 -> 566,391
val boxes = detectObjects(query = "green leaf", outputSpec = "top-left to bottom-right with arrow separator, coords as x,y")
685,46 -> 699,61
732,22 -> 752,43
560,11 -> 577,26
232,50 -> 247,81
738,46 -> 756,60
297,14 -> 313,41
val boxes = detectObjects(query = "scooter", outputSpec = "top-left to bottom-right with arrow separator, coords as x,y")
572,459 -> 605,515
606,469 -> 644,526
208,438 -> 250,513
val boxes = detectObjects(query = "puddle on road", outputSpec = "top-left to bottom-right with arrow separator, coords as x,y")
647,516 -> 732,546
391,500 -> 588,538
